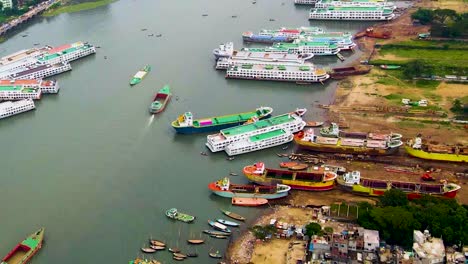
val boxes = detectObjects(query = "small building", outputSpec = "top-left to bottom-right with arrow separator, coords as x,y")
364,229 -> 380,251
309,235 -> 331,260
0,0 -> 13,9
413,230 -> 445,264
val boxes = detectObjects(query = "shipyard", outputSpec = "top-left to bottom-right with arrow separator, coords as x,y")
0,0 -> 467,263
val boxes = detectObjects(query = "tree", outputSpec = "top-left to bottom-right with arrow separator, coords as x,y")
379,189 -> 408,207
305,223 -> 322,237
433,9 -> 457,24
0,2 -> 3,11
403,60 -> 433,79
411,8 -> 434,25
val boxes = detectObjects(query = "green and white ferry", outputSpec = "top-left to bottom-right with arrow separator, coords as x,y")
315,0 -> 396,9
206,109 -> 306,153
37,42 -> 96,65
309,6 -> 395,20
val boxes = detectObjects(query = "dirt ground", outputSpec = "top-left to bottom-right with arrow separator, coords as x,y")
418,0 -> 468,11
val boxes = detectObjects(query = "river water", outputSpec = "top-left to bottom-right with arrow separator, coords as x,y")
0,0 -> 373,263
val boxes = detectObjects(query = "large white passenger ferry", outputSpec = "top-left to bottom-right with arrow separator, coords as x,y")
213,42 -> 234,59
0,79 -> 59,94
225,129 -> 294,156
37,42 -> 96,65
273,40 -> 341,55
206,109 -> 306,153
0,99 -> 35,119
309,6 -> 395,20
0,62 -> 72,80
0,86 -> 41,100
300,33 -> 356,50
295,0 -> 319,5
216,51 -> 314,70
0,48 -> 46,68
315,0 -> 396,9
226,63 -> 329,83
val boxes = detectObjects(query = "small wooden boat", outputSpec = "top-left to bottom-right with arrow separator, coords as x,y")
216,219 -> 240,227
150,245 -> 165,250
305,121 -> 324,127
380,65 -> 401,70
1,228 -> 45,264
232,197 -> 268,207
168,247 -> 181,253
209,251 -> 223,259
208,220 -> 231,233
173,253 -> 187,258
203,230 -> 231,236
165,208 -> 195,223
220,208 -> 246,221
173,256 -> 185,261
210,234 -> 228,239
149,85 -> 172,114
187,239 -> 204,244
149,239 -> 166,247
279,162 -> 298,168
289,164 -> 308,171
129,258 -> 162,264
141,247 -> 156,253
187,252 -> 198,257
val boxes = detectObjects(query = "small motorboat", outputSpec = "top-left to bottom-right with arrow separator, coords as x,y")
173,256 -> 184,261
269,18 -> 275,21
200,152 -> 208,156
289,164 -> 308,171
148,34 -> 154,37
210,234 -> 228,239
141,247 -> 157,253
169,247 -> 181,253
141,28 -> 148,31
202,14 -> 208,16
220,208 -> 246,221
203,230 -> 231,236
187,239 -> 204,244
187,252 -> 198,257
208,220 -> 231,233
173,253 -> 187,258
216,219 -> 240,227
231,15 -> 237,18
226,157 -> 235,161
149,239 -> 166,247
232,197 -> 268,207
280,162 -> 298,168
305,121 -> 324,127
209,251 -> 223,259
229,172 -> 238,176
150,245 -> 165,250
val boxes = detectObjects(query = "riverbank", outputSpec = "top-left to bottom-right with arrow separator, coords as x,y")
42,0 -> 117,17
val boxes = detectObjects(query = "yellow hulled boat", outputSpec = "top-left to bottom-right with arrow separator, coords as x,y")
405,136 -> 468,162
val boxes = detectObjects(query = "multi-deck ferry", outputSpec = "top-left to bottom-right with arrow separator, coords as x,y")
273,40 -> 341,55
215,51 -> 314,70
0,48 -> 46,68
0,86 -> 41,100
0,79 -> 59,94
0,62 -> 72,80
300,33 -> 356,50
243,27 -> 324,43
206,109 -> 306,153
315,0 -> 396,9
225,129 -> 294,156
0,99 -> 35,119
0,58 -> 40,75
309,6 -> 395,20
295,0 -> 319,5
37,42 -> 96,65
225,64 -> 330,84
213,42 -> 234,59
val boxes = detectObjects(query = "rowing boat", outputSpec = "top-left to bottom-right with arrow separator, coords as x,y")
220,208 -> 246,221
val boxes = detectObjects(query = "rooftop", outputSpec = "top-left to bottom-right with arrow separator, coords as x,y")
38,43 -> 92,62
228,63 -> 318,72
0,85 -> 38,93
319,0 -> 387,3
232,51 -> 308,61
275,41 -> 338,49
249,129 -> 286,142
221,114 -> 296,137
314,6 -> 390,12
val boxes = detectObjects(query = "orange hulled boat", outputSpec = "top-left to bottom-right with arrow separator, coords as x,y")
232,197 -> 268,206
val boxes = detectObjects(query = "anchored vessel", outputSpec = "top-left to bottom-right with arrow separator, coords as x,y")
226,64 -> 330,83
232,197 -> 268,206
0,48 -> 46,68
171,106 -> 273,134
0,79 -> 59,94
0,99 -> 35,119
37,42 -> 96,65
242,27 -> 324,43
294,126 -> 403,155
0,86 -> 41,100
165,208 -> 195,223
243,162 -> 337,191
208,177 -> 290,199
295,0 -> 319,4
213,42 -> 234,59
405,136 -> 468,162
309,6 -> 395,20
216,51 -> 314,70
273,40 -> 341,55
301,33 -> 356,50
225,129 -> 295,156
0,62 -> 72,80
206,109 -> 306,153
315,0 -> 396,9
130,65 -> 151,86
149,85 -> 171,114
1,228 -> 45,264
337,171 -> 461,199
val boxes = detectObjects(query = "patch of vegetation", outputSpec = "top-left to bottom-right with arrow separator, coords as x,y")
391,40 -> 468,50
376,77 -> 403,86
422,91 -> 442,103
450,98 -> 468,118
397,120 -> 426,128
358,191 -> 468,249
414,80 -> 440,90
411,8 -> 467,38
250,225 -> 277,240
383,93 -> 417,104
330,202 -> 358,219
43,0 -> 117,17
305,223 -> 323,237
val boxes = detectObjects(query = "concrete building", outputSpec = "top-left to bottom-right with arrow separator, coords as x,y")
413,230 -> 445,264
0,0 -> 13,9
364,229 -> 380,251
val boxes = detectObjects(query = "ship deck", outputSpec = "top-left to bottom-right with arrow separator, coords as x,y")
0,79 -> 40,86
276,41 -> 337,49
3,250 -> 27,264
230,63 -> 316,72
232,51 -> 307,61
221,114 -> 294,137
0,85 -> 37,93
249,129 -> 286,142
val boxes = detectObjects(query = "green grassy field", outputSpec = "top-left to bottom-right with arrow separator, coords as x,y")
379,48 -> 467,68
43,0 -> 117,17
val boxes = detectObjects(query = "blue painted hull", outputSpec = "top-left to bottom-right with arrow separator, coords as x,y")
172,114 -> 272,134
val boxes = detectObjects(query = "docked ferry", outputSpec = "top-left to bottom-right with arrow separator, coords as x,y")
0,62 -> 72,80
243,27 -> 324,43
300,33 -> 356,50
336,171 -> 461,199
273,40 -> 341,55
171,106 -> 273,134
216,51 -> 314,70
225,129 -> 294,156
0,99 -> 35,119
315,0 -> 396,9
206,109 -> 306,153
213,42 -> 234,59
0,86 -> 41,100
0,48 -> 46,68
37,41 -> 96,65
295,0 -> 319,5
309,6 -> 395,20
242,32 -> 294,43
404,136 -> 468,162
243,162 -> 337,191
0,79 -> 59,94
225,64 -> 330,84
208,177 -> 291,199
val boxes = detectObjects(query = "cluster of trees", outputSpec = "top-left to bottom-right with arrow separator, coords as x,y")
357,189 -> 468,249
450,99 -> 468,118
0,0 -> 47,16
402,59 -> 434,79
250,225 -> 277,240
412,8 -> 467,38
